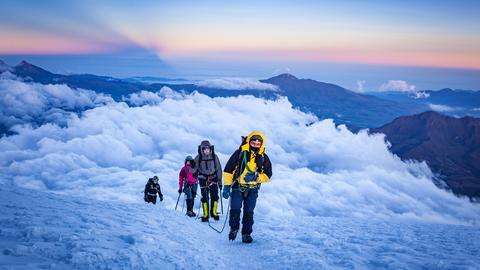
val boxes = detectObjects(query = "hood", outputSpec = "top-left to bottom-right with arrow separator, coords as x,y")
200,140 -> 211,148
199,140 -> 212,157
241,131 -> 265,154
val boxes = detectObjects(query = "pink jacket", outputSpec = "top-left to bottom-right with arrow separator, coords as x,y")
179,164 -> 197,189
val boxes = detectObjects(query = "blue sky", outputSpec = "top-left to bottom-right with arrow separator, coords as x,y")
1,0 -> 479,90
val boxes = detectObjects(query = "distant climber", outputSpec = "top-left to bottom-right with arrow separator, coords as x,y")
191,140 -> 223,222
222,132 -> 272,243
144,176 -> 163,204
179,156 -> 198,217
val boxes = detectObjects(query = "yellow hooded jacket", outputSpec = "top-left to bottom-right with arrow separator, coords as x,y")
223,132 -> 272,187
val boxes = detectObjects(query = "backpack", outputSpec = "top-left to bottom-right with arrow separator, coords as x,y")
197,144 -> 218,178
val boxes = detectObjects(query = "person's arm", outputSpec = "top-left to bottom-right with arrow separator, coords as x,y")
191,155 -> 199,176
179,168 -> 185,190
223,150 -> 240,186
156,184 -> 163,201
257,154 -> 272,183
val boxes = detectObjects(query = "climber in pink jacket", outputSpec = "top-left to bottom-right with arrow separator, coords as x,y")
178,156 -> 198,217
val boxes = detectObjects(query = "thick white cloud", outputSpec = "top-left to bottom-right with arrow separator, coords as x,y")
122,87 -> 183,106
428,103 -> 462,112
379,80 -> 416,92
0,73 -> 113,132
196,78 -> 279,91
1,78 -> 479,225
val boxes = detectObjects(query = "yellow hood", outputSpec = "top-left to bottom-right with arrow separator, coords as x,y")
241,131 -> 266,154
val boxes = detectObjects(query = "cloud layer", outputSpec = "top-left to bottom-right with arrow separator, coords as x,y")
380,80 -> 416,92
428,103 -> 463,112
196,78 -> 279,91
1,77 -> 479,225
0,72 -> 112,133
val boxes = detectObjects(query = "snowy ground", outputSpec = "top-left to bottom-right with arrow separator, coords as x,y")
1,187 -> 479,270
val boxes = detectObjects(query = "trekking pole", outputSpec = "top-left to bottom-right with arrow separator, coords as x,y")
219,182 -> 223,214
175,192 -> 181,210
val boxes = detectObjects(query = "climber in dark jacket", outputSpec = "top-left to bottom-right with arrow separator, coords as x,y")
144,176 -> 163,204
191,140 -> 223,222
222,132 -> 272,243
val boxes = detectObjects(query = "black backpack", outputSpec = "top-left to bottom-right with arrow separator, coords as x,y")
197,144 -> 217,177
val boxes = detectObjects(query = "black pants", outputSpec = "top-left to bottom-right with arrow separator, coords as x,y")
199,177 -> 219,203
146,195 -> 157,204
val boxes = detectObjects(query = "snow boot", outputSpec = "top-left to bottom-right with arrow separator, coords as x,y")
228,229 -> 238,241
186,199 -> 196,217
211,200 -> 219,220
242,234 -> 253,243
201,202 -> 209,222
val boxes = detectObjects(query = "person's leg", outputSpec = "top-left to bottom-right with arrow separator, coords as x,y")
184,185 -> 193,200
184,186 -> 194,214
229,189 -> 243,240
241,189 -> 258,241
192,183 -> 198,199
199,178 -> 209,221
192,183 -> 198,211
152,195 -> 157,205
209,182 -> 219,219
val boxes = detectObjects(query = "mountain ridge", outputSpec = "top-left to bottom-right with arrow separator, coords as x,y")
372,111 -> 480,198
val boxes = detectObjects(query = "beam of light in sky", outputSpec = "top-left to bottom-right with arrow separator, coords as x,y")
1,0 -> 479,70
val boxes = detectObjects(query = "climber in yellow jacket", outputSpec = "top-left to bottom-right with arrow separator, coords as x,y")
222,131 -> 272,243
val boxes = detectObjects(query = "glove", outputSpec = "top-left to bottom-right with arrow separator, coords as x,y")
222,185 -> 231,199
159,195 -> 164,201
244,172 -> 258,183
178,189 -> 182,194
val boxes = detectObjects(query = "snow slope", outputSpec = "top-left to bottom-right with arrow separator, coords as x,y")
1,187 -> 479,270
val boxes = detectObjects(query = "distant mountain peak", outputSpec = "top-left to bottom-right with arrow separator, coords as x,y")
16,60 -> 36,67
13,60 -> 58,83
275,73 -> 298,79
266,73 -> 299,81
15,60 -> 50,72
261,73 -> 349,94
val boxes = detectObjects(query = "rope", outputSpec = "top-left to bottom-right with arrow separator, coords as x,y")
195,198 -> 202,220
207,196 -> 230,234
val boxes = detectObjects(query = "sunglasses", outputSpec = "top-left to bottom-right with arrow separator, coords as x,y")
250,139 -> 262,147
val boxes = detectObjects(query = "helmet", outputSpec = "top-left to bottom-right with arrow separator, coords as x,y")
152,176 -> 159,183
185,155 -> 194,162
